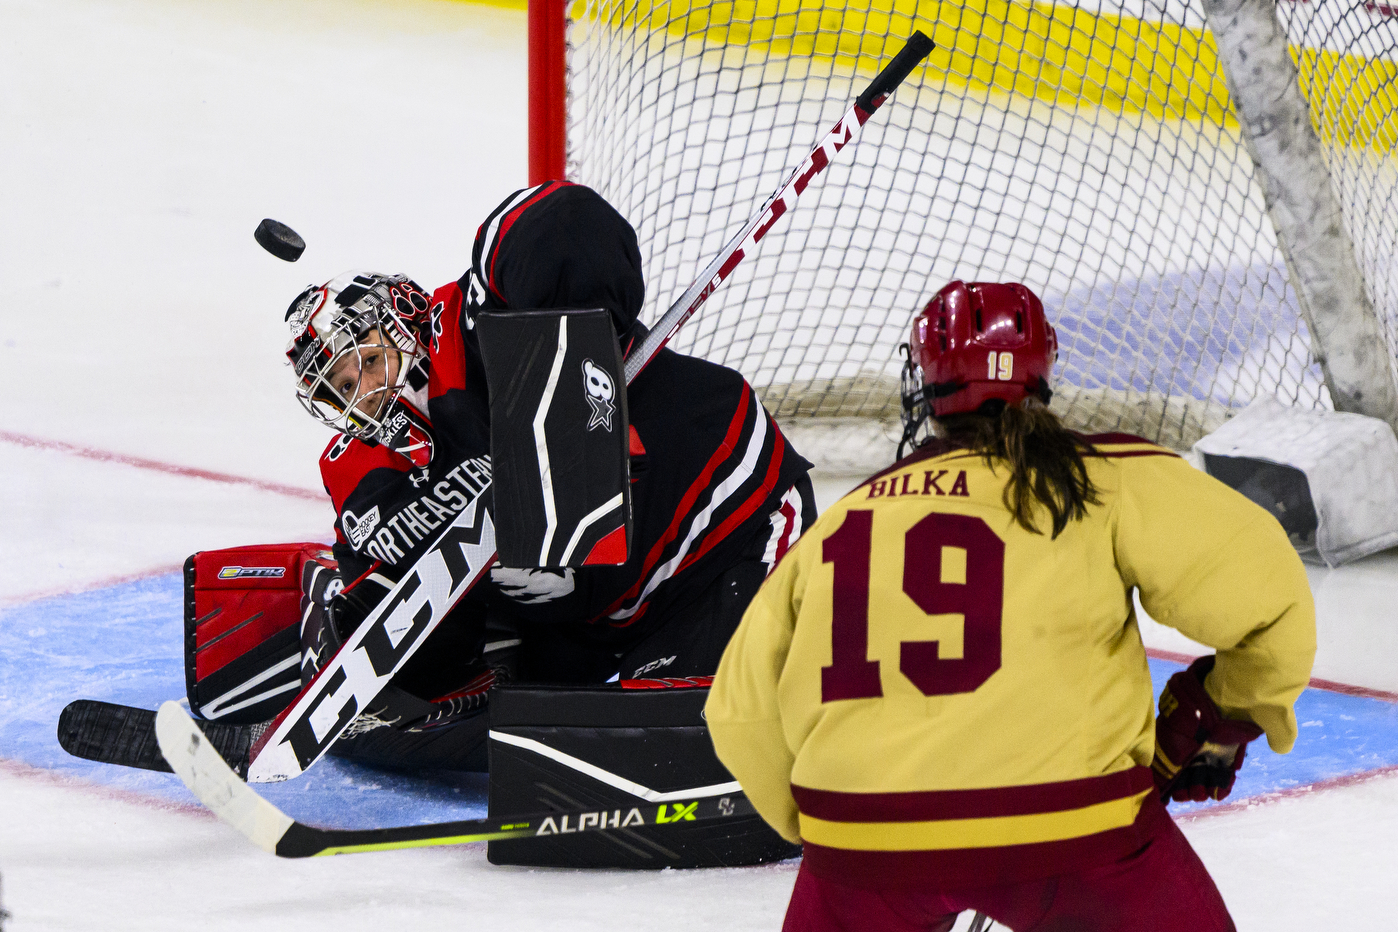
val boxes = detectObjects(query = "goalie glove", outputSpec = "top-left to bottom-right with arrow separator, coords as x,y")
301,572 -> 389,684
1152,655 -> 1264,803
490,567 -> 576,605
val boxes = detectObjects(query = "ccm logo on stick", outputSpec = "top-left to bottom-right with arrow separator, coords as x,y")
217,566 -> 287,579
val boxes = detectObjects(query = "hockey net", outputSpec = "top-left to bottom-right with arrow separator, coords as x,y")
559,0 -> 1398,470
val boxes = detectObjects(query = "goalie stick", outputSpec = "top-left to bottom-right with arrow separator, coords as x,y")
57,699 -> 257,776
239,30 -> 936,785
154,701 -> 755,858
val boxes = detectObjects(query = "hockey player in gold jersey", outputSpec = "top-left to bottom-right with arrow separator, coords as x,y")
706,281 -> 1316,931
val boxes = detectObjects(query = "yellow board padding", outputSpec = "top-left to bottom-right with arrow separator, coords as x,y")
797,787 -> 1150,851
571,0 -> 1398,151
1295,46 -> 1398,152
440,0 -> 528,10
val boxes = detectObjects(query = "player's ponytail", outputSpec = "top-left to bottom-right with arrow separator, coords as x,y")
938,399 -> 1100,538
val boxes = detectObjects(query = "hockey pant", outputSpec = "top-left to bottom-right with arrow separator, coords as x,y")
780,798 -> 1235,932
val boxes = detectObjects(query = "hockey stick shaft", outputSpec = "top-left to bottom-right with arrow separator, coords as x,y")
623,30 -> 935,384
245,31 -> 933,785
156,702 -> 755,858
282,794 -> 756,858
246,479 -> 497,782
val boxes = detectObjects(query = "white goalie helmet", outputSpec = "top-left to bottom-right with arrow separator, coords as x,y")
284,271 -> 434,457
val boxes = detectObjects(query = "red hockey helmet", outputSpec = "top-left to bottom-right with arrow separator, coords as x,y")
900,281 -> 1058,444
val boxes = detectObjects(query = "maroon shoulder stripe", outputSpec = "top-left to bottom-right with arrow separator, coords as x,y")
1089,449 -> 1181,460
856,439 -> 976,491
1077,431 -> 1152,445
1078,432 -> 1180,460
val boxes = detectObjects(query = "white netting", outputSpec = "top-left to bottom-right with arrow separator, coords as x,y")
563,0 -> 1397,468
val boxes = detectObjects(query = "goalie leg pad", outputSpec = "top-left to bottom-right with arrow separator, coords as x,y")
615,556 -> 768,680
486,683 -> 801,869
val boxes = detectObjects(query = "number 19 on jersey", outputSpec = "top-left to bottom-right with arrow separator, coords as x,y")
821,509 -> 1005,703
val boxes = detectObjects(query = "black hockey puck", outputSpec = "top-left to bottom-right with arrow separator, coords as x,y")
254,218 -> 306,262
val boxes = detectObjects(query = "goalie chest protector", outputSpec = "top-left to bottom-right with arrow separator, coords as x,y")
487,683 -> 800,869
477,308 -> 631,568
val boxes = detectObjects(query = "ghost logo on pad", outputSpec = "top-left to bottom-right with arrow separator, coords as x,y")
429,301 -> 445,352
326,434 -> 353,462
341,506 -> 380,550
582,359 -> 615,432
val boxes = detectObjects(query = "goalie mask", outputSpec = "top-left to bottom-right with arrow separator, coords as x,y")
285,272 -> 435,466
900,280 -> 1058,454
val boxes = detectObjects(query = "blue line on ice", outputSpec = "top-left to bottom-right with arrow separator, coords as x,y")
3,575 -> 1394,826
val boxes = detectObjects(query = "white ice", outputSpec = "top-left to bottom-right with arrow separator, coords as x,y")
1,0 -> 1396,928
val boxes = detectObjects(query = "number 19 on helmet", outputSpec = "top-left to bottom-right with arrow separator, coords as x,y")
900,280 -> 1059,453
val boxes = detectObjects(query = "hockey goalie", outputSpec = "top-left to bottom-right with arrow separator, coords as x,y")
63,183 -> 812,869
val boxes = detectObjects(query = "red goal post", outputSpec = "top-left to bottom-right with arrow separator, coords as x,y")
529,0 -> 568,186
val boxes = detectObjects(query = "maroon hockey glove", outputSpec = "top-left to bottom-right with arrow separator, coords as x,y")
1152,655 -> 1264,804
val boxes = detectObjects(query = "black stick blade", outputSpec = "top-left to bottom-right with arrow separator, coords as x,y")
254,218 -> 306,262
58,700 -> 171,773
58,699 -> 254,776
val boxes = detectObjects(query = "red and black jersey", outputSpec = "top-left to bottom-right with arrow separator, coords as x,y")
322,182 -> 812,645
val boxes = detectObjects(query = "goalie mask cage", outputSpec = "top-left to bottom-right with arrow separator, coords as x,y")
529,0 -> 1398,472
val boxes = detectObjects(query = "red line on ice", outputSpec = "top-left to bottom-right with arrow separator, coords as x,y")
0,562 -> 186,607
1146,647 -> 1398,704
1177,763 -> 1398,822
0,429 -> 326,502
0,757 -> 212,819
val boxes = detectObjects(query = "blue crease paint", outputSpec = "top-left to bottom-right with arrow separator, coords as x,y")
4,575 -> 1395,827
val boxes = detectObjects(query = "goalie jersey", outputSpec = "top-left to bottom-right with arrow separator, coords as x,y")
706,435 -> 1315,888
321,182 -> 812,644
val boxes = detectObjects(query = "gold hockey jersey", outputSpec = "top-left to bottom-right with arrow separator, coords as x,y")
706,434 -> 1316,887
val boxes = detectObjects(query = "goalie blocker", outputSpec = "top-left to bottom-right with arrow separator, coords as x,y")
476,308 -> 631,568
184,543 -> 331,725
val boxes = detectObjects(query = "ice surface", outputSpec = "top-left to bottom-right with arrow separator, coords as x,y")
5,573 -> 1395,821
0,441 -> 333,605
0,766 -> 799,932
0,0 -> 527,488
2,0 -> 1397,928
